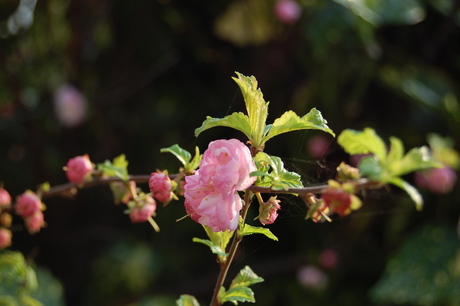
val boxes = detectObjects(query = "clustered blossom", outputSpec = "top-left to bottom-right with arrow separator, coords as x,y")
129,196 -> 157,223
0,228 -> 12,249
65,154 -> 93,184
0,187 -> 13,250
0,188 -> 11,208
184,139 -> 257,232
149,171 -> 174,204
414,167 -> 457,195
15,190 -> 46,234
258,196 -> 281,225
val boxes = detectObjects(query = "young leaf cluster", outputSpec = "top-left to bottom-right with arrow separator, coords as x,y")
337,128 -> 442,210
218,266 -> 264,305
160,144 -> 201,174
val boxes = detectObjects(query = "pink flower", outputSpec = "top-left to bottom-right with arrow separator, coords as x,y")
258,196 -> 281,225
54,84 -> 87,127
321,187 -> 352,217
149,172 -> 173,203
24,211 -> 45,234
274,0 -> 301,24
129,197 -> 157,223
65,154 -> 93,184
307,135 -> 330,158
15,190 -> 41,218
0,228 -> 12,249
0,188 -> 11,208
184,139 -> 257,232
414,167 -> 457,195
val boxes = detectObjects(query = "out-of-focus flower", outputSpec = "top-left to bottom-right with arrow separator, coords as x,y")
274,0 -> 301,24
0,213 -> 12,227
0,188 -> 12,208
297,265 -> 328,289
129,197 -> 157,223
319,249 -> 338,270
24,211 -> 45,234
414,166 -> 457,195
258,196 -> 281,225
0,228 -> 12,249
110,180 -> 136,204
65,154 -> 93,184
15,190 -> 42,218
54,84 -> 87,127
321,180 -> 361,217
307,135 -> 330,158
184,139 -> 257,232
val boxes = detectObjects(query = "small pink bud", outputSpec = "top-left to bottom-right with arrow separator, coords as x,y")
15,190 -> 41,218
0,228 -> 12,249
65,154 -> 93,184
415,167 -> 457,195
0,188 -> 11,208
129,197 -> 157,223
274,0 -> 301,24
258,196 -> 281,225
149,172 -> 173,203
54,84 -> 87,127
24,211 -> 46,234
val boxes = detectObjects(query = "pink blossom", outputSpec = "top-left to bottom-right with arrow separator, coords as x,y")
54,84 -> 87,127
129,198 -> 157,223
297,265 -> 328,289
414,167 -> 457,195
24,211 -> 45,234
15,190 -> 41,218
274,0 -> 301,24
307,135 -> 330,158
321,187 -> 352,217
319,249 -> 338,270
258,196 -> 281,225
149,172 -> 173,203
0,188 -> 11,208
184,139 -> 257,232
0,228 -> 12,249
65,154 -> 93,184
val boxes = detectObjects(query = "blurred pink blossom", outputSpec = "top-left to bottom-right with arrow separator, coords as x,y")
414,167 -> 457,194
297,265 -> 328,289
0,228 -> 12,249
65,154 -> 93,184
54,84 -> 87,127
129,198 -> 157,223
15,190 -> 41,218
0,188 -> 11,208
274,0 -> 301,24
149,172 -> 174,203
24,211 -> 46,234
307,135 -> 330,158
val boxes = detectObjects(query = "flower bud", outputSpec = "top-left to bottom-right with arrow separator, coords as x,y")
258,196 -> 281,225
0,213 -> 12,227
149,171 -> 174,204
65,154 -> 93,184
129,197 -> 157,223
0,228 -> 12,249
110,180 -> 136,204
414,167 -> 457,195
15,190 -> 41,218
0,188 -> 11,208
24,211 -> 46,234
322,188 -> 351,217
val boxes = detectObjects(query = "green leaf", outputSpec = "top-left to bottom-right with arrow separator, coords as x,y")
232,72 -> 269,148
97,154 -> 129,181
194,112 -> 252,140
386,136 -> 404,162
0,251 -> 29,295
176,294 -> 200,306
337,128 -> 387,161
387,146 -> 442,177
230,266 -> 264,289
187,146 -> 202,173
388,177 -> 423,211
240,223 -> 279,241
358,155 -> 383,181
220,286 -> 255,305
266,155 -> 303,190
262,109 -> 335,143
192,238 -> 228,256
160,144 -> 192,166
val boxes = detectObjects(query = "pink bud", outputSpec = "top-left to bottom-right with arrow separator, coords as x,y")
149,172 -> 173,203
24,211 -> 45,234
54,84 -> 87,127
322,188 -> 352,217
0,228 -> 12,249
0,188 -> 11,208
65,154 -> 93,184
415,167 -> 457,195
274,0 -> 301,24
258,196 -> 281,225
129,198 -> 157,223
110,180 -> 136,204
15,190 -> 41,218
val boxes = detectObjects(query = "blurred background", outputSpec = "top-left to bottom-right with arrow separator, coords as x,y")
1,0 -> 460,305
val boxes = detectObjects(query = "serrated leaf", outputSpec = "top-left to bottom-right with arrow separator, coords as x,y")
358,155 -> 383,181
262,109 -> 335,143
388,177 -> 423,211
230,266 -> 264,289
337,128 -> 387,161
176,294 -> 200,306
192,238 -> 228,256
240,223 -> 278,241
194,112 -> 251,139
220,286 -> 255,304
265,155 -> 303,190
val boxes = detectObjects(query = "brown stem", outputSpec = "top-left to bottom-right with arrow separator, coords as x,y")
209,191 -> 253,306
